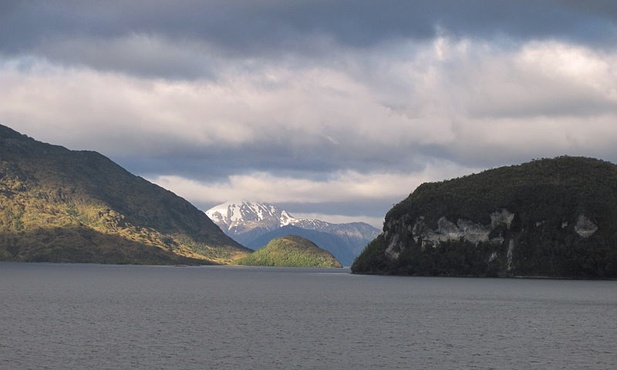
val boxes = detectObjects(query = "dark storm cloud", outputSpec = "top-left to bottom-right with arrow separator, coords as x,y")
2,0 -> 617,76
112,135 -> 434,184
6,1 -> 616,44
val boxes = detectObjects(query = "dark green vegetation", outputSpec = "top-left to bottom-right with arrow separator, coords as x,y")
247,225 -> 358,266
236,235 -> 343,268
0,124 -> 250,264
352,156 -> 617,279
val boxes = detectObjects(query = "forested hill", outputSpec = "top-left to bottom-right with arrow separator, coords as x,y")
352,156 -> 617,279
236,235 -> 343,268
0,124 -> 250,264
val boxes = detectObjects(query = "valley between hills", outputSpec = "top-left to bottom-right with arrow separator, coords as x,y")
2,123 -> 617,278
0,124 -> 352,268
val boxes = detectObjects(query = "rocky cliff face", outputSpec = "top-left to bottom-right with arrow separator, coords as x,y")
352,157 -> 617,278
383,209 -> 516,260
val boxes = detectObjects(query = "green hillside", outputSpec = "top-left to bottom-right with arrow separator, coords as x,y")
236,235 -> 343,268
0,124 -> 250,264
352,156 -> 617,278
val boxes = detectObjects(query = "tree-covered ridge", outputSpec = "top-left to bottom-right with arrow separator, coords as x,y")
0,124 -> 250,264
236,235 -> 343,268
352,156 -> 617,278
387,156 -> 617,228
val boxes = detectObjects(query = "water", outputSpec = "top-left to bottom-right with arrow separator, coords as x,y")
1,263 -> 616,369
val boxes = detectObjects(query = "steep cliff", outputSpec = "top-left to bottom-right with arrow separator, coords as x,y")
352,157 -> 617,278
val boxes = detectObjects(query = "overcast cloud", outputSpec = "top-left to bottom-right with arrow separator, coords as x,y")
2,0 -> 617,227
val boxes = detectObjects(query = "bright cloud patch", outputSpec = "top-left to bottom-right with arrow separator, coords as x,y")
2,5 -> 617,223
149,159 -> 479,225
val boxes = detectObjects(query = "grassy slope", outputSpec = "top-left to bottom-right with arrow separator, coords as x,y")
236,235 -> 343,268
0,124 -> 250,264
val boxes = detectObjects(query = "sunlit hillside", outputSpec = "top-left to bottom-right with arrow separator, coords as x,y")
0,124 -> 250,264
236,235 -> 342,268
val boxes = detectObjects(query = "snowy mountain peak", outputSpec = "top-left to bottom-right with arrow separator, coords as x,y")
206,201 -> 300,233
279,210 -> 296,226
205,201 -> 381,265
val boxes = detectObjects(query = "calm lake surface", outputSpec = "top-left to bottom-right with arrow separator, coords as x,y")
1,263 -> 616,370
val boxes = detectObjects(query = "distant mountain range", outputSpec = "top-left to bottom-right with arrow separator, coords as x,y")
206,201 -> 380,266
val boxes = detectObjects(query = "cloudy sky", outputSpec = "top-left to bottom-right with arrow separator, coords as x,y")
2,1 -> 617,227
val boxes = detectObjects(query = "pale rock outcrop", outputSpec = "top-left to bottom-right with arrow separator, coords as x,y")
574,215 -> 598,238
385,209 -> 516,259
384,208 -> 598,267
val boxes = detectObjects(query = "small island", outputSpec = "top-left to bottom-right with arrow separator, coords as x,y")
235,235 -> 343,268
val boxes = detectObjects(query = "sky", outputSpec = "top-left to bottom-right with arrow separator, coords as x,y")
2,1 -> 617,228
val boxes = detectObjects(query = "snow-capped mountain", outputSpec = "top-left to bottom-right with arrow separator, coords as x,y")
205,201 -> 380,266
206,201 -> 297,237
